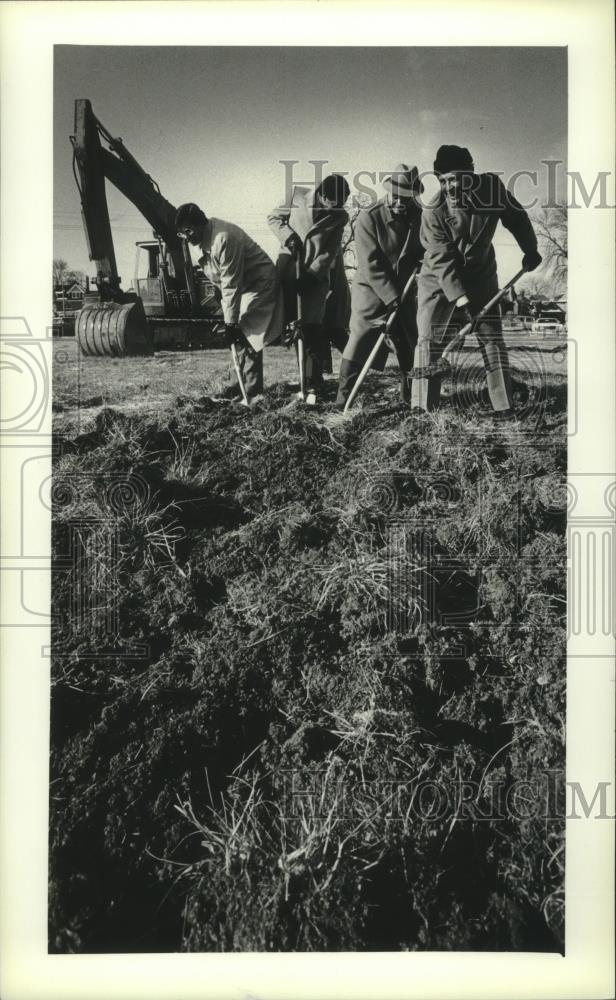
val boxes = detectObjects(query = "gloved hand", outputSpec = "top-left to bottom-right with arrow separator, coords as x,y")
224,322 -> 242,349
384,297 -> 401,319
454,295 -> 474,327
522,249 -> 543,272
381,299 -> 402,351
295,271 -> 320,295
282,320 -> 301,348
460,306 -> 475,328
226,324 -> 257,359
285,233 -> 303,257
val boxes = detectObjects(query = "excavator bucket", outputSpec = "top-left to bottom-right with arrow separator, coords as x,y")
76,299 -> 152,357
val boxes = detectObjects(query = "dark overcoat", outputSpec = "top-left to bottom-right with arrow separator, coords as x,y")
350,196 -> 423,333
267,186 -> 350,328
348,195 -> 424,370
417,172 -> 539,340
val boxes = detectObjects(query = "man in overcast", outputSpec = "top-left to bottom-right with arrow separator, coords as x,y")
414,144 -> 542,418
268,174 -> 351,403
175,203 -> 283,401
335,163 -> 424,408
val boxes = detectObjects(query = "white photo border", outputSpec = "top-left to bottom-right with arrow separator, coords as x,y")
0,2 -> 614,998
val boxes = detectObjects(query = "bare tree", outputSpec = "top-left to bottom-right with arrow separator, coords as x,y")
518,274 -> 552,299
341,194 -> 376,283
67,268 -> 87,288
341,206 -> 362,281
53,258 -> 69,285
53,260 -> 87,289
533,204 -> 567,292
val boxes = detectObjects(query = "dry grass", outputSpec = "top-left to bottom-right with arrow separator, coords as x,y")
49,336 -> 567,953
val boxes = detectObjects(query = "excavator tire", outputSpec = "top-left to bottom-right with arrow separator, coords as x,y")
76,300 -> 152,357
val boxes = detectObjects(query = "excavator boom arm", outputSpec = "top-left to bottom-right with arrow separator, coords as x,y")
71,98 -> 185,298
71,99 -> 119,290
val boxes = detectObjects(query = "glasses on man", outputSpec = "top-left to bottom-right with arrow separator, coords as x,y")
177,228 -> 197,240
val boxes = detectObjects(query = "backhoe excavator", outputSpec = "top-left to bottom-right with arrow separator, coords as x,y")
71,98 -> 220,356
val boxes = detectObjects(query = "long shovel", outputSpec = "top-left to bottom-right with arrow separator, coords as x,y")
343,268 -> 418,413
295,254 -> 306,400
230,339 -> 250,407
409,267 -> 527,379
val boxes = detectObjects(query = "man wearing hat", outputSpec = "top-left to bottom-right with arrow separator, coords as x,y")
175,202 -> 283,401
268,174 -> 351,401
413,144 -> 542,416
335,164 -> 424,408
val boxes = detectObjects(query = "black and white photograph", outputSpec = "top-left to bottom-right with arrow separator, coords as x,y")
50,42 -> 572,955
1,2 -> 614,998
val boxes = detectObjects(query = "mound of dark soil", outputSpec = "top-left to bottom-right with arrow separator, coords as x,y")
50,374 -> 566,953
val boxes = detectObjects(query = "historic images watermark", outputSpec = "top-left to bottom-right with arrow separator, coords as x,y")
359,466 -> 614,655
0,317 -> 156,661
281,769 -> 615,823
279,159 -> 615,211
52,470 -> 153,661
0,316 -> 53,638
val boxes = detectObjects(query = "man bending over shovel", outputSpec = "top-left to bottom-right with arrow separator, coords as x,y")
413,145 -> 542,418
175,203 -> 283,403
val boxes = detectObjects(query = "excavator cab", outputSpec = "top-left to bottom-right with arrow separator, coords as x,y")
134,240 -> 171,318
133,239 -> 221,348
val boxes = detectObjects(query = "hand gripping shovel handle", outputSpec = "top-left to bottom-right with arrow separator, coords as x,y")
441,267 -> 527,363
230,340 -> 250,406
343,268 -> 418,414
295,254 -> 306,399
409,267 -> 528,379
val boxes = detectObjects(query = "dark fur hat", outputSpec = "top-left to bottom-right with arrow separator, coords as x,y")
433,145 -> 474,175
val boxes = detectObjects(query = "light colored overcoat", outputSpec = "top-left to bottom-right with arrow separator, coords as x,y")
198,217 -> 283,352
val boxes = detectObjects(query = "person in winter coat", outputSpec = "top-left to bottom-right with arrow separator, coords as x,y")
175,202 -> 283,401
413,145 -> 542,417
268,174 -> 351,401
336,163 -> 425,407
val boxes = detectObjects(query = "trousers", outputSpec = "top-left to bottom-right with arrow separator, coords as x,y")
234,341 -> 263,398
411,296 -> 512,413
342,280 -> 418,369
336,292 -> 418,405
294,323 -> 347,391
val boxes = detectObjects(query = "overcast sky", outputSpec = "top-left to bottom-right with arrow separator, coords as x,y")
54,45 -> 566,287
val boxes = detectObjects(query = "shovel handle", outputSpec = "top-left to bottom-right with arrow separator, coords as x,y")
297,336 -> 306,398
442,268 -> 527,362
295,253 -> 306,398
230,341 -> 250,406
343,330 -> 386,413
343,268 -> 418,413
295,254 -> 303,317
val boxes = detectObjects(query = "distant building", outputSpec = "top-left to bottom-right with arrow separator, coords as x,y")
53,278 -> 90,335
554,298 -> 568,320
537,300 -> 566,324
512,291 -> 535,318
53,278 -> 88,317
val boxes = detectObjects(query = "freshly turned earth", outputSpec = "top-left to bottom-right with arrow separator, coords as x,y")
49,337 -> 567,953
